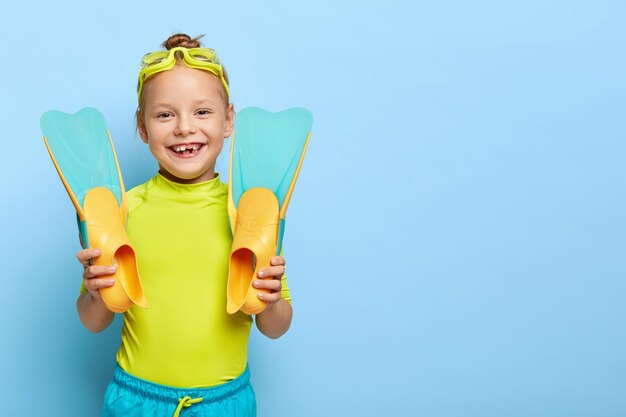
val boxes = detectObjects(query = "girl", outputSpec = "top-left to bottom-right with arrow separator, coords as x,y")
76,33 -> 292,417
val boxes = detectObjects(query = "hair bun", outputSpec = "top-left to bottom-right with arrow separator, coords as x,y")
162,33 -> 204,50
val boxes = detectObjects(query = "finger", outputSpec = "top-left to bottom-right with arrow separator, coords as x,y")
270,256 -> 285,267
83,264 -> 117,279
76,248 -> 101,268
258,291 -> 281,304
257,265 -> 285,280
252,278 -> 282,292
84,277 -> 116,292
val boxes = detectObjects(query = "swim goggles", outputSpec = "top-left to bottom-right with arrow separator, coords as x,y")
137,46 -> 230,103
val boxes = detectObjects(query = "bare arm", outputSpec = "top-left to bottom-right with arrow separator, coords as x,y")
254,256 -> 293,339
255,298 -> 293,339
75,248 -> 116,333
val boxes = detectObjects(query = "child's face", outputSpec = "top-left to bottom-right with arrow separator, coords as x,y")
137,64 -> 234,184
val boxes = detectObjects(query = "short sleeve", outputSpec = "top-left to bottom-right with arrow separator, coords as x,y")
280,273 -> 292,304
278,248 -> 292,304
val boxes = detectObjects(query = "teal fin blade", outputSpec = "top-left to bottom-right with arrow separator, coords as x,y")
231,107 -> 312,209
231,107 -> 313,254
40,107 -> 123,208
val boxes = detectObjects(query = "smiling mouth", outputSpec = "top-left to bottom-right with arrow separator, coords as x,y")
169,143 -> 205,155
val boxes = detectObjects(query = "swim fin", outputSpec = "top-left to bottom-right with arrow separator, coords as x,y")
227,107 -> 313,315
41,107 -> 147,313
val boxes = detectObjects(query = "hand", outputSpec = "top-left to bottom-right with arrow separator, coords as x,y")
252,256 -> 286,309
76,248 -> 116,300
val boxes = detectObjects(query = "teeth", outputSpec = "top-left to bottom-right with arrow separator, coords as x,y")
172,144 -> 202,152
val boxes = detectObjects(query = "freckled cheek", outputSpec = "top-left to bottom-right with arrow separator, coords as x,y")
146,126 -> 170,143
204,127 -> 225,142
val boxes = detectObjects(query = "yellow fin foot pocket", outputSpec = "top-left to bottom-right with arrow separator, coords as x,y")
227,188 -> 279,315
84,188 -> 147,312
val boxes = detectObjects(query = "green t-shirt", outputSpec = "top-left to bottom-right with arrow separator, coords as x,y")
111,173 -> 290,387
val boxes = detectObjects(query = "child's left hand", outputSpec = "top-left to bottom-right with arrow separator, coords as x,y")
252,256 -> 286,307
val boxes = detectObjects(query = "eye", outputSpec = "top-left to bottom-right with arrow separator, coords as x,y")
156,112 -> 173,119
196,108 -> 213,117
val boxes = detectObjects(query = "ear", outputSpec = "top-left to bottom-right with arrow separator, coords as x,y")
223,103 -> 235,138
137,111 -> 149,144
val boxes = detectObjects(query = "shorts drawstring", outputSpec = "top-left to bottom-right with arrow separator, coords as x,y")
173,396 -> 203,417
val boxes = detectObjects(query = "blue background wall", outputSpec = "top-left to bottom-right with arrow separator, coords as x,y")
1,1 -> 625,416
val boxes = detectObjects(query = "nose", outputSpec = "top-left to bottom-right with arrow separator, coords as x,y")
174,115 -> 197,136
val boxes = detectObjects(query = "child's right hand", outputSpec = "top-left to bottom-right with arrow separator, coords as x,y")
76,248 -> 117,300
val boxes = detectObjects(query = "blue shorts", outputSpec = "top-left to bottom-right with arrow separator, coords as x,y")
102,365 -> 256,417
